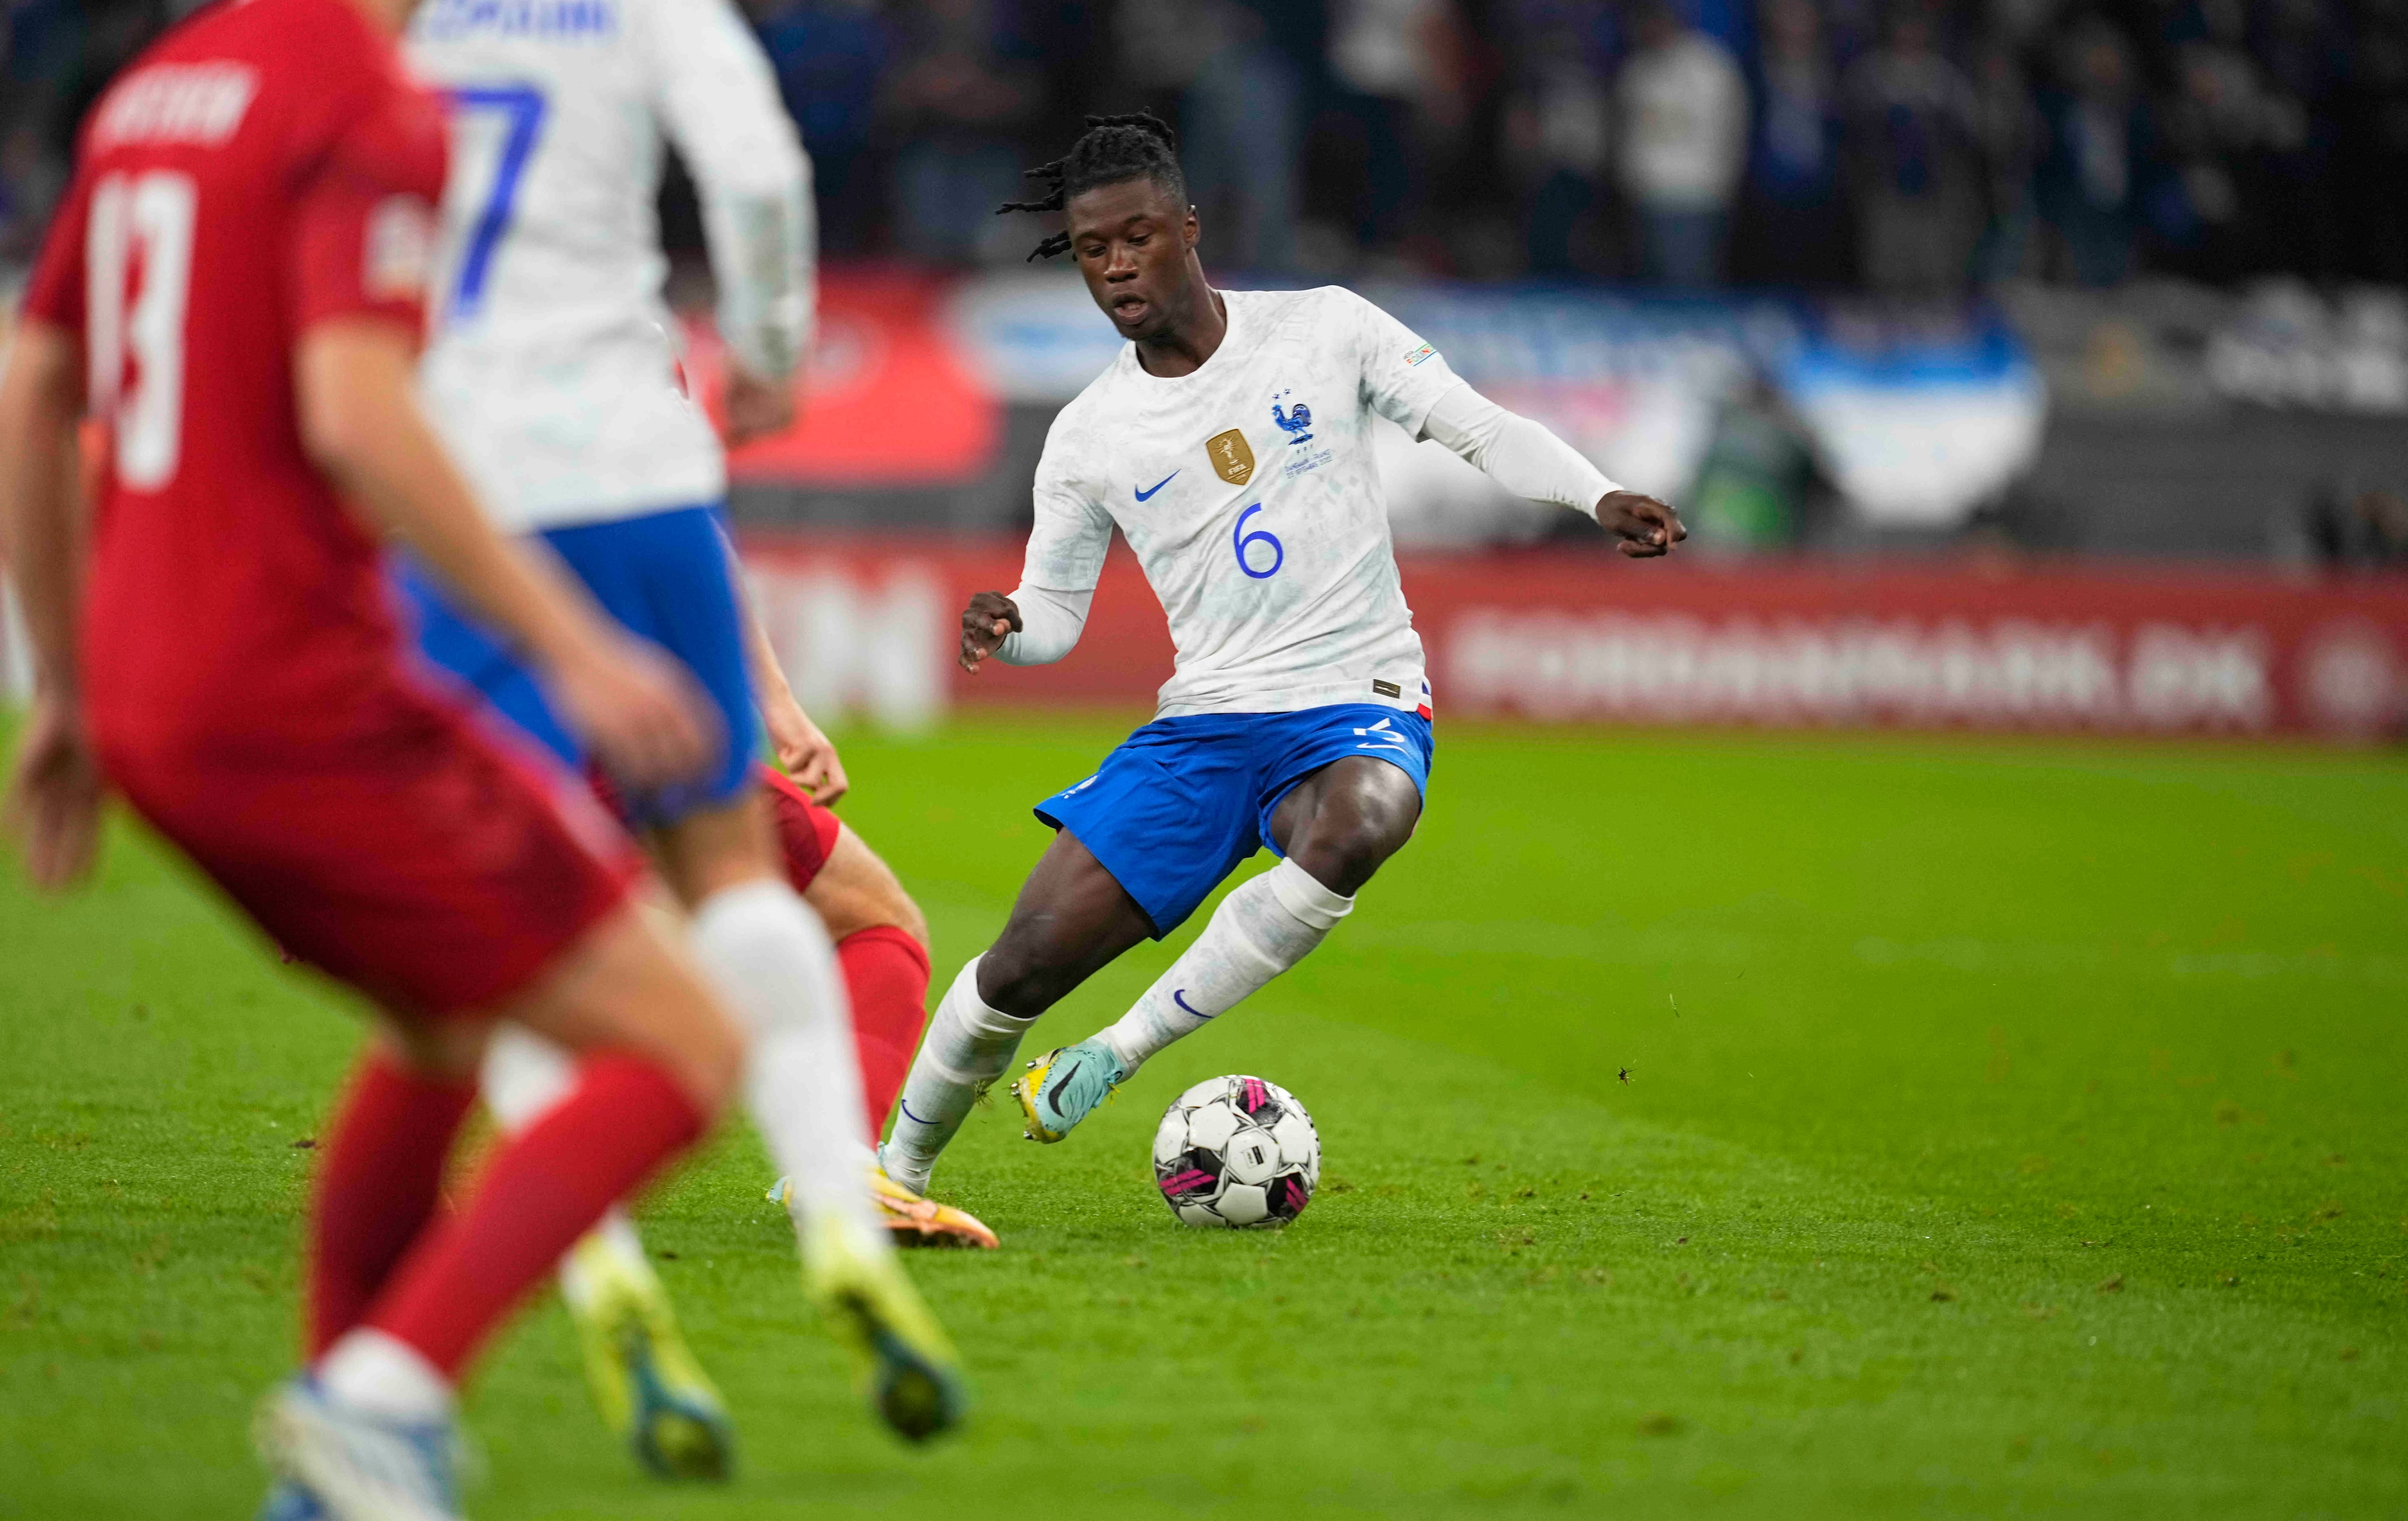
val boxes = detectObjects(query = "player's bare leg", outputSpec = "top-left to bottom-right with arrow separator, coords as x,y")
643,793 -> 965,1440
805,823 -> 930,949
803,825 -> 940,1148
762,824 -> 998,1248
1011,757 -> 1420,1141
477,1024 -> 737,1480
273,901 -> 743,1521
1261,756 -> 1425,897
473,795 -> 892,1476
879,828 -> 1153,1190
981,829 -> 1162,1014
1086,754 -> 1418,1068
488,789 -> 969,1458
486,781 -> 981,1474
647,797 -> 897,1239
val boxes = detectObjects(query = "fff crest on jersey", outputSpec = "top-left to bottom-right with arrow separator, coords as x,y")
1206,428 -> 1255,485
1272,390 -> 1313,446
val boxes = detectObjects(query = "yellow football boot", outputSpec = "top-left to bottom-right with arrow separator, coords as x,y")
801,1213 -> 968,1444
563,1231 -> 734,1481
764,1170 -> 1000,1250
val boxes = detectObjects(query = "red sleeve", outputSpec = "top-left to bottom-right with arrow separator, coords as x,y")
21,169 -> 95,334
287,76 -> 448,340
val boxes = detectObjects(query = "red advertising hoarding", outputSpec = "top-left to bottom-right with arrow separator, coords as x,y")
683,269 -> 999,487
738,534 -> 2408,743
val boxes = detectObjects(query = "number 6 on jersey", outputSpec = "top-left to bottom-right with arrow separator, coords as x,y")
1233,503 -> 1282,579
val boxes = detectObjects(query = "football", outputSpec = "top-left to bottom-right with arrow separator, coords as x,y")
1151,1075 -> 1322,1228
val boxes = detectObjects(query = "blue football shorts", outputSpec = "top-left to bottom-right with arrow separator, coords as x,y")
1035,703 -> 1435,937
395,502 -> 759,828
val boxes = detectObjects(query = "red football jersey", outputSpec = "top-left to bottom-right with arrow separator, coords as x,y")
21,0 -> 446,758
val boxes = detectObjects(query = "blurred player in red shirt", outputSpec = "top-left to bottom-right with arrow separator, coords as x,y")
0,0 -> 950,1513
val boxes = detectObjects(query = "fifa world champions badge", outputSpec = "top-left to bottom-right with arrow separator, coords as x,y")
1207,428 -> 1255,485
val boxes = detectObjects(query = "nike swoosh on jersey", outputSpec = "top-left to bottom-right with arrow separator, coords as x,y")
1134,470 -> 1180,501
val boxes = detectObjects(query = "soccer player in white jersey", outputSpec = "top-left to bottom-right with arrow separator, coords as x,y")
398,0 -> 963,1469
879,115 -> 1685,1202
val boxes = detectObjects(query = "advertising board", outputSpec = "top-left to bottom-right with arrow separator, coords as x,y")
740,536 -> 2408,743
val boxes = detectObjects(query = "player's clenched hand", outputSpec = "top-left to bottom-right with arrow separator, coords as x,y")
762,689 -> 849,803
1597,491 -> 1687,559
959,590 -> 1021,673
721,365 -> 796,448
2,694 -> 105,892
552,633 -> 721,791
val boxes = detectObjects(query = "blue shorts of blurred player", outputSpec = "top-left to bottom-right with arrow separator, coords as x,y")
1035,704 -> 1434,937
396,503 -> 760,828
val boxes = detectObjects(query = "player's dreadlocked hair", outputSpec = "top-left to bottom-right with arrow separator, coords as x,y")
997,113 -> 1188,261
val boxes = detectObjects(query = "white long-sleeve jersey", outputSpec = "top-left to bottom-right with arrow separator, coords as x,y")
407,0 -> 812,532
995,286 -> 1620,719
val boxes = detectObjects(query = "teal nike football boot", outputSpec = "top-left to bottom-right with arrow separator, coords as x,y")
1010,1039 -> 1127,1143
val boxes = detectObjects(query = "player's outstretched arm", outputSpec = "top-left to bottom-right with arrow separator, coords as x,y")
1415,381 -> 1686,558
294,321 -> 717,790
0,319 -> 104,891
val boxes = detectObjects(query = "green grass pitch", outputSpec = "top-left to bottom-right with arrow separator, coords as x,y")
2,715 -> 2403,1519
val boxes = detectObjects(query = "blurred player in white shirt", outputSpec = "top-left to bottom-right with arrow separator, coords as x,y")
878,114 -> 1684,1209
412,0 -> 808,531
400,0 -> 964,1473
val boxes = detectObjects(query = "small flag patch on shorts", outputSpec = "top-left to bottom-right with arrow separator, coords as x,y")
1372,678 -> 1402,698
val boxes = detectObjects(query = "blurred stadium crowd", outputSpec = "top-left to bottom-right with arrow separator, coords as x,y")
0,0 -> 2404,733
3,0 -> 2407,575
6,0 -> 2408,292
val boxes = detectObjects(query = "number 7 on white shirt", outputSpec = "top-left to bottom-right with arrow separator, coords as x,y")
441,84 -> 545,318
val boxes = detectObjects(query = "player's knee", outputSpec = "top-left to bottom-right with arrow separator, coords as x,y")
578,966 -> 744,1120
974,934 -> 1070,1020
1296,810 -> 1412,897
1288,764 -> 1421,895
888,890 -> 932,952
1293,840 -> 1374,897
820,874 -> 930,951
808,832 -> 932,951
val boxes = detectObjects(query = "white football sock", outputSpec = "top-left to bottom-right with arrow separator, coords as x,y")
478,1021 -> 575,1129
1098,858 -> 1352,1072
480,1022 -> 656,1309
317,1327 -> 452,1421
880,956 -> 1026,1193
691,880 -> 887,1261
